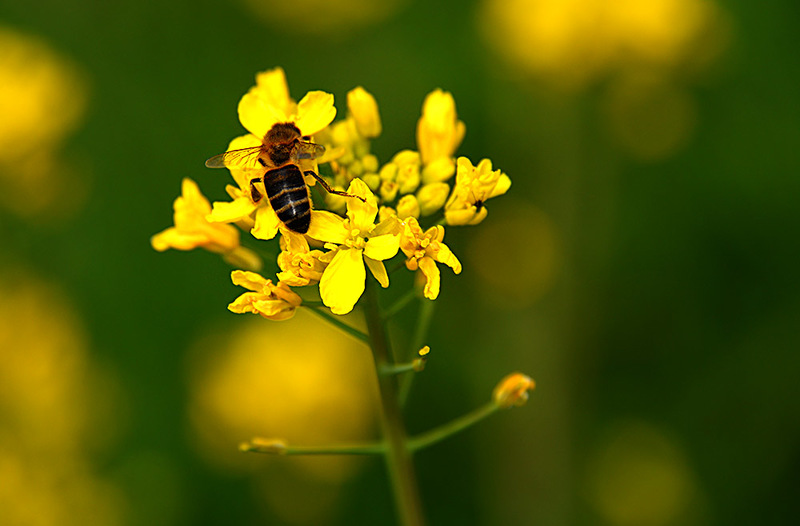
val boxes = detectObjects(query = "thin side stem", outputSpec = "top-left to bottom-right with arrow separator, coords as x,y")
303,306 -> 369,343
383,289 -> 419,320
242,441 -> 386,456
364,282 -> 425,526
399,298 -> 435,406
408,402 -> 499,452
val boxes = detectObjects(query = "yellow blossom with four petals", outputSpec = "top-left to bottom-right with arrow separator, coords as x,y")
151,178 -> 261,270
227,270 -> 302,321
444,157 -> 511,226
206,68 -> 338,240
307,179 -> 401,314
399,217 -> 462,300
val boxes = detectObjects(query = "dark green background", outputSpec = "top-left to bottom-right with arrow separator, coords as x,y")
1,0 -> 798,524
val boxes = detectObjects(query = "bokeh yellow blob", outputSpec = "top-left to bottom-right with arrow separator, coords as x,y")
241,0 -> 407,35
188,310 -> 379,523
0,272 -> 124,526
477,0 -> 730,91
585,421 -> 701,526
0,27 -> 89,219
602,73 -> 697,161
467,202 -> 560,309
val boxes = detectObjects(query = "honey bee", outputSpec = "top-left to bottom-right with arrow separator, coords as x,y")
205,122 -> 363,234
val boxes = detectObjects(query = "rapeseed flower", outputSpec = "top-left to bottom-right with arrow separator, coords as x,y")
307,179 -> 401,314
399,218 -> 462,300
444,157 -> 511,226
151,178 -> 261,270
492,372 -> 536,408
228,270 -> 302,321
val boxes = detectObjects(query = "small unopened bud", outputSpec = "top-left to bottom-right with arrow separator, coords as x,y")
416,182 -> 450,216
380,180 -> 399,202
396,194 -> 420,219
348,87 -> 382,138
492,373 -> 535,409
413,346 -> 430,371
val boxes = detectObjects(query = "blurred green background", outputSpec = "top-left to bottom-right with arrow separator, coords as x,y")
1,0 -> 798,524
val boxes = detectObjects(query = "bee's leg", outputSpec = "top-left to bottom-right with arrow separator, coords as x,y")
304,170 -> 366,203
249,177 -> 263,203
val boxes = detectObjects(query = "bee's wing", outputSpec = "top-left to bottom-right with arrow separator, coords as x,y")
205,146 -> 264,169
292,141 -> 326,161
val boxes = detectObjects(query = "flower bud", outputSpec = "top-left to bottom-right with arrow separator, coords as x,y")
396,194 -> 420,219
380,180 -> 399,202
416,182 -> 450,216
348,86 -> 382,138
492,372 -> 535,409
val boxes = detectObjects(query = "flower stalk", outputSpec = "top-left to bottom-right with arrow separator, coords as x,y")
364,281 -> 425,526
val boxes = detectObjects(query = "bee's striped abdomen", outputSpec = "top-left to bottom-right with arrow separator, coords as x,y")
264,164 -> 311,234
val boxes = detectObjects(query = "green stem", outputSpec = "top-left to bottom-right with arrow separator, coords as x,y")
303,306 -> 369,343
408,402 -> 499,452
399,298 -> 435,406
242,441 -> 385,456
379,362 -> 418,376
364,282 -> 425,526
383,289 -> 419,320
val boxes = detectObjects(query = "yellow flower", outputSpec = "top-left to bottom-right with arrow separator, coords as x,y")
399,217 -> 462,300
227,270 -> 302,321
276,230 -> 328,286
307,179 -> 401,314
208,73 -> 337,240
416,89 -> 465,168
444,157 -> 511,226
206,135 -> 283,240
492,372 -> 536,408
151,179 -> 261,270
239,80 -> 335,143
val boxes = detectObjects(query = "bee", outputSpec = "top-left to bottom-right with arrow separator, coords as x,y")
205,122 -> 363,234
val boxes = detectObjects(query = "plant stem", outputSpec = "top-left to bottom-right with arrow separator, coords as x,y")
303,306 -> 369,343
383,289 -> 419,320
242,440 -> 385,456
399,298 -> 435,406
364,282 -> 425,526
408,402 -> 499,452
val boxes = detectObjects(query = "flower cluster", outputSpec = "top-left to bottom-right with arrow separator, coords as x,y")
152,68 -> 511,316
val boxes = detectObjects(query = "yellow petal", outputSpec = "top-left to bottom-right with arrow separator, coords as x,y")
294,91 -> 336,136
418,256 -> 442,299
346,178 -> 378,231
238,92 -> 285,140
307,210 -> 348,244
444,207 -> 476,226
231,270 -> 267,291
251,205 -> 281,240
364,256 -> 389,288
320,248 -> 366,315
252,67 -> 292,113
433,243 -> 462,274
490,173 -> 512,198
151,228 -> 206,252
207,196 -> 256,223
363,233 -> 400,261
